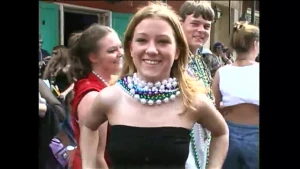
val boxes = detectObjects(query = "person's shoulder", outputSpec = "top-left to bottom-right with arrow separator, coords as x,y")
195,92 -> 210,103
193,92 -> 216,115
189,92 -> 213,116
100,84 -> 119,94
95,84 -> 122,104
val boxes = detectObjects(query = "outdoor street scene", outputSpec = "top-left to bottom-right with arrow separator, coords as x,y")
39,1 -> 259,169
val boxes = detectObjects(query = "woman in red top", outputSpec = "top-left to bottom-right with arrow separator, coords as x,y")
68,24 -> 123,169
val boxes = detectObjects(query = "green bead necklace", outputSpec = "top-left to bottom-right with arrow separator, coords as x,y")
117,75 -> 180,105
188,52 -> 214,169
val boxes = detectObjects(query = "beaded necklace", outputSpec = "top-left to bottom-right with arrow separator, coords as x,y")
92,71 -> 109,86
117,73 -> 180,105
188,52 -> 212,94
188,51 -> 214,169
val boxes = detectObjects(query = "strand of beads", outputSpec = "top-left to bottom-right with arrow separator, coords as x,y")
190,130 -> 201,169
117,73 -> 181,105
189,53 -> 213,167
205,134 -> 211,166
92,71 -> 109,86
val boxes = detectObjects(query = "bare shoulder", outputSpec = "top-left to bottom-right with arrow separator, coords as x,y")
193,93 -> 216,117
94,84 -> 122,105
81,91 -> 99,104
195,93 -> 213,107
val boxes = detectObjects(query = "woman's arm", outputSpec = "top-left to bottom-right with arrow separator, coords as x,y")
59,83 -> 74,99
96,121 -> 108,168
196,94 -> 229,169
77,91 -> 102,169
79,87 -> 114,169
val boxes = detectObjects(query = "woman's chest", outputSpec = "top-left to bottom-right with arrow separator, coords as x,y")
109,98 -> 193,128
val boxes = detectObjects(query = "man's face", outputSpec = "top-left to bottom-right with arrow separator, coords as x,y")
181,14 -> 212,51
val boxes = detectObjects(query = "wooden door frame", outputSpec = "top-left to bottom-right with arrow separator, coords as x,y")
54,2 -> 112,45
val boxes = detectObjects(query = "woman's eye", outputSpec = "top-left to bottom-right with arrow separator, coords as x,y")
136,38 -> 146,42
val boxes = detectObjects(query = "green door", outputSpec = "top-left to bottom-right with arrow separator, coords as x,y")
112,12 -> 133,41
39,1 -> 59,53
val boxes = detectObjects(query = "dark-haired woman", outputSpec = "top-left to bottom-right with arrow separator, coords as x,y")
68,24 -> 123,169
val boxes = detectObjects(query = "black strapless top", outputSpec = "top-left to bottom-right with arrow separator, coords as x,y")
108,125 -> 191,169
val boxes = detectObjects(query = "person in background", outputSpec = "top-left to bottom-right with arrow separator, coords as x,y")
212,22 -> 259,169
68,24 -> 123,169
56,92 -> 75,149
39,34 -> 51,67
223,47 -> 234,62
39,79 -> 65,120
179,1 -> 216,168
43,45 -> 77,158
203,48 -> 221,77
39,35 -> 51,78
43,45 -> 74,100
201,48 -> 212,59
64,32 -> 83,168
39,78 -> 66,169
212,42 -> 233,66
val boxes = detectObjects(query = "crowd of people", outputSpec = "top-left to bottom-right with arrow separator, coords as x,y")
39,1 -> 259,169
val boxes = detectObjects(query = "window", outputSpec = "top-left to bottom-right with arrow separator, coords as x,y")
246,8 -> 259,26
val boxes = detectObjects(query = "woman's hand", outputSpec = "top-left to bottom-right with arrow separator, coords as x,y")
58,92 -> 67,100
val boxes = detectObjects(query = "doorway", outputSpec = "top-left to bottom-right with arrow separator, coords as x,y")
64,12 -> 98,46
56,3 -> 111,46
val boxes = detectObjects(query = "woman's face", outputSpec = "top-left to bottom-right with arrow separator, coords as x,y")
130,17 -> 179,82
93,32 -> 123,74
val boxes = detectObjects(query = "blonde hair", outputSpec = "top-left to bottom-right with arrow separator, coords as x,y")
120,2 -> 206,112
230,22 -> 259,54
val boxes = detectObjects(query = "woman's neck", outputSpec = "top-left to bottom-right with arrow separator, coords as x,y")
92,68 -> 112,84
234,54 -> 257,66
234,60 -> 256,66
135,72 -> 171,83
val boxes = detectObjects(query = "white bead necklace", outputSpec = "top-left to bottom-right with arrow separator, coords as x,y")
130,73 -> 179,92
92,71 -> 109,86
117,73 -> 180,106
